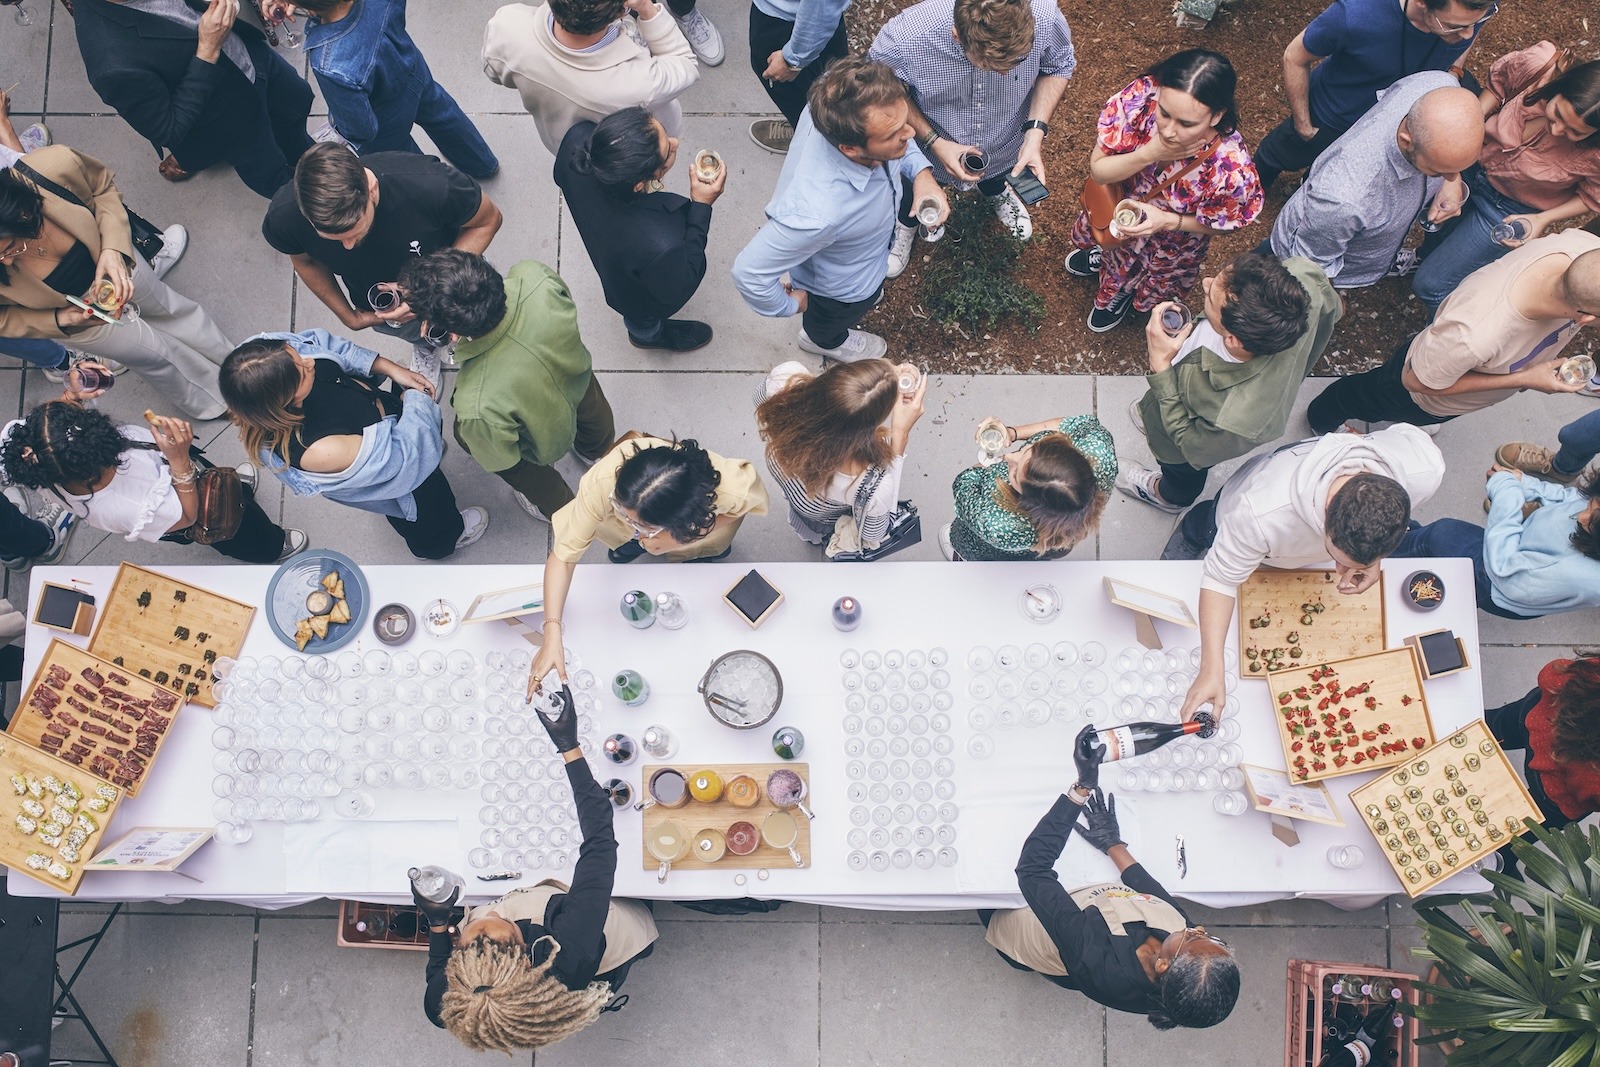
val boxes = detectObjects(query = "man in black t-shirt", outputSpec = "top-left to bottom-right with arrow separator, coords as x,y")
261,143 -> 503,387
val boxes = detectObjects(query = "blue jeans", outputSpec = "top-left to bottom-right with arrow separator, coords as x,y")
624,315 -> 663,344
0,336 -> 71,369
1412,165 -> 1533,310
354,80 -> 499,179
1551,408 -> 1600,478
1393,517 -> 1539,620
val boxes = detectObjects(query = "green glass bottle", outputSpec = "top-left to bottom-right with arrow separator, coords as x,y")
620,590 -> 656,629
612,669 -> 650,706
772,726 -> 805,760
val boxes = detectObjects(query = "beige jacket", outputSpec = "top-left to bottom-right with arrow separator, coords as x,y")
0,146 -> 136,340
482,2 -> 699,154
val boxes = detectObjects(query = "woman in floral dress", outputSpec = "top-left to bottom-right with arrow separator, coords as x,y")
942,414 -> 1116,562
1067,49 -> 1263,333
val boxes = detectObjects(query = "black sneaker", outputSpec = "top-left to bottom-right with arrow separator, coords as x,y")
1064,246 -> 1103,277
629,319 -> 713,353
1087,290 -> 1133,333
608,539 -> 647,564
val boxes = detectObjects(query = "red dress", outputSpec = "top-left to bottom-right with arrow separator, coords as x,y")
1072,77 -> 1264,312
1526,660 -> 1600,822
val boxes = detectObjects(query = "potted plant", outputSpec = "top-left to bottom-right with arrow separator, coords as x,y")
1408,820 -> 1600,1067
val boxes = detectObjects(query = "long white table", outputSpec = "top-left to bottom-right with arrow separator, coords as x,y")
13,558 -> 1486,911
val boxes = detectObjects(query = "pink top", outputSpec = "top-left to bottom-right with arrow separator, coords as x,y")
1096,77 -> 1263,231
1481,42 -> 1600,213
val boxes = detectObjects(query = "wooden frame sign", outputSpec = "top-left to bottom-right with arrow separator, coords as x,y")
1103,577 -> 1197,650
1240,763 -> 1345,826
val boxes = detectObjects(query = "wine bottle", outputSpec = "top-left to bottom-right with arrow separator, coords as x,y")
1322,1001 -> 1360,1043
1319,1000 -> 1398,1067
1086,713 -> 1216,763
1367,977 -> 1402,1002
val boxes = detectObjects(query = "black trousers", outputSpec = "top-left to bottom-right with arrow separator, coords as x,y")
0,493 -> 52,560
162,494 -> 286,563
1484,687 -> 1576,830
803,286 -> 883,351
387,466 -> 465,560
1252,113 -> 1346,190
1156,460 -> 1211,508
748,4 -> 849,127
1306,339 -> 1456,435
226,47 -> 315,197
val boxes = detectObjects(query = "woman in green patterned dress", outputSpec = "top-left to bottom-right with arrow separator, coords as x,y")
941,415 -> 1117,561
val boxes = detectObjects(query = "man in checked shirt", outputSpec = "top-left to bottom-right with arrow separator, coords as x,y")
869,0 -> 1075,276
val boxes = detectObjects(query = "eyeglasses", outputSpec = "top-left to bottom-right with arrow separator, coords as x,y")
609,496 -> 663,539
1415,0 -> 1497,37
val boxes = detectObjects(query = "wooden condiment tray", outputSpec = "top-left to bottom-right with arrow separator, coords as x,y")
10,640 -> 183,796
88,562 -> 255,708
1238,569 -> 1385,678
1266,647 -> 1433,783
1349,720 -> 1541,897
639,762 -> 811,871
0,736 -> 122,895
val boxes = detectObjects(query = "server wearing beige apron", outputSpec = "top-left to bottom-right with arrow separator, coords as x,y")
417,687 -> 659,1052
982,731 -> 1241,1031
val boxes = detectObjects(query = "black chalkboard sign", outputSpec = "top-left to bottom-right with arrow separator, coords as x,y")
35,583 -> 95,633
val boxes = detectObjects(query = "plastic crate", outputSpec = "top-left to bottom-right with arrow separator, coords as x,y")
1286,959 -> 1422,1067
336,900 -> 432,951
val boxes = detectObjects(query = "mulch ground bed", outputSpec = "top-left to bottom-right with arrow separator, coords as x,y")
842,0 -> 1595,375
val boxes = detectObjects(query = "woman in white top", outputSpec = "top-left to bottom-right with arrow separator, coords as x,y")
755,358 -> 926,551
0,369 -> 307,563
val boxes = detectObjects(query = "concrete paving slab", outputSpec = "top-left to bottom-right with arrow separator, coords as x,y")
821,906 -> 979,924
51,910 -> 255,1067
1476,643 -> 1577,708
1180,896 -> 1387,929
1,2 -> 51,115
820,920 -> 1103,1066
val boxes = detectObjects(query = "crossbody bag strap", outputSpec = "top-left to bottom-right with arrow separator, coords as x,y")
850,464 -> 886,534
12,161 -> 90,212
1144,139 -> 1217,208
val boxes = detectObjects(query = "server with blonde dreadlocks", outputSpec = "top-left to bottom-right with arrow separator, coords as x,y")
417,686 -> 659,1052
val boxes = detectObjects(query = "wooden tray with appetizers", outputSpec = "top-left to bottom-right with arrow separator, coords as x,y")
1,735 -> 123,895
88,562 -> 255,708
1349,720 -> 1541,897
10,640 -> 183,796
640,763 -> 812,873
1238,569 -> 1385,677
1267,648 -> 1433,783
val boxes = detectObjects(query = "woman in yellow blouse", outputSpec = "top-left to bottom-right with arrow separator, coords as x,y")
529,436 -> 768,690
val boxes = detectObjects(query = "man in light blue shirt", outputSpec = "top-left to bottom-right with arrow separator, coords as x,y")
732,57 -> 948,363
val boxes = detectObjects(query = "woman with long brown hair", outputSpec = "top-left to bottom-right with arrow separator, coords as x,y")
755,358 -> 926,551
943,414 -> 1116,561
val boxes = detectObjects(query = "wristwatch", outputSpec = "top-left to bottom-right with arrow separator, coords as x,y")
1021,119 -> 1050,137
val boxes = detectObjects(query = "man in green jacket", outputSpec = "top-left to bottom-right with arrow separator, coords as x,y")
400,250 -> 616,521
1116,253 -> 1341,513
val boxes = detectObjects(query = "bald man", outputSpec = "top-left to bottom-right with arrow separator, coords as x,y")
1270,72 -> 1482,289
1308,231 -> 1600,433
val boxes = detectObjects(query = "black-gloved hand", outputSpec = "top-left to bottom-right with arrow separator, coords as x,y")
1078,788 -> 1126,853
412,881 -> 460,928
1073,723 -> 1104,791
536,684 -> 581,753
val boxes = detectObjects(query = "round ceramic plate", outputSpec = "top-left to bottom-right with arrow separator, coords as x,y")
265,549 -> 370,652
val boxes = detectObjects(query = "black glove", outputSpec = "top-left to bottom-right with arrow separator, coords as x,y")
536,684 -> 581,753
1073,724 -> 1104,791
411,881 -> 460,928
1078,788 -> 1125,853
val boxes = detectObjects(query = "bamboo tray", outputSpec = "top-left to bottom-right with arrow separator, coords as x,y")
10,639 -> 183,796
0,735 -> 123,895
88,562 -> 255,708
1349,720 -> 1541,897
1238,570 -> 1385,678
1267,648 -> 1433,783
640,763 -> 811,871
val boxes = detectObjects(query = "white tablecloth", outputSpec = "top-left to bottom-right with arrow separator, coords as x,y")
12,558 -> 1487,911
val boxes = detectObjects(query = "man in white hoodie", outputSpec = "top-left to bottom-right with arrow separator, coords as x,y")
483,0 -> 701,155
1166,425 -> 1446,723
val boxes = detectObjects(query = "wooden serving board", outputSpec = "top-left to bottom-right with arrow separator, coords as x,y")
0,735 -> 123,895
88,562 -> 254,707
640,763 -> 811,872
1349,720 -> 1541,897
10,640 -> 183,796
1238,569 -> 1385,678
1266,648 -> 1433,783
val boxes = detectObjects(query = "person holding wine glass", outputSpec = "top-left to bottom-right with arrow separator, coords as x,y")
979,725 -> 1240,1029
418,687 -> 658,1052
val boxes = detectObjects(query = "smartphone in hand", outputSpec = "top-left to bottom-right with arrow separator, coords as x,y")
1006,167 -> 1049,206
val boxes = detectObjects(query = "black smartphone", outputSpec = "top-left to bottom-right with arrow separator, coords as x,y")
1006,167 -> 1049,206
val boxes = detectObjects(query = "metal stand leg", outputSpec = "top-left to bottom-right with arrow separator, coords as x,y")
51,903 -> 123,1067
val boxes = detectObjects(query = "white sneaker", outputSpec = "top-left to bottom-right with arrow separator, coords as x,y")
455,507 -> 490,549
989,186 -> 1033,240
276,528 -> 309,562
512,491 -> 552,524
147,224 -> 188,279
19,123 -> 50,154
675,8 -> 724,65
34,499 -> 78,565
410,345 -> 443,394
1115,461 -> 1185,514
798,328 -> 888,363
233,461 -> 258,493
1129,398 -> 1146,436
938,522 -> 959,561
886,222 -> 916,279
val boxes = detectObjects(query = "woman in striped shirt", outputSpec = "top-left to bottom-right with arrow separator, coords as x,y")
755,359 -> 926,551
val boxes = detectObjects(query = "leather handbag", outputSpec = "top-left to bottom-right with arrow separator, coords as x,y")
1078,138 -> 1218,249
127,441 -> 247,545
827,466 -> 922,563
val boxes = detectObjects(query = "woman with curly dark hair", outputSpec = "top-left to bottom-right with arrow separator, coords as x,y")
0,380 -> 305,563
1486,653 -> 1600,827
528,436 -> 768,689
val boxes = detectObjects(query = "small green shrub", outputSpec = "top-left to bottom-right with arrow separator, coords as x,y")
920,195 -> 1045,336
